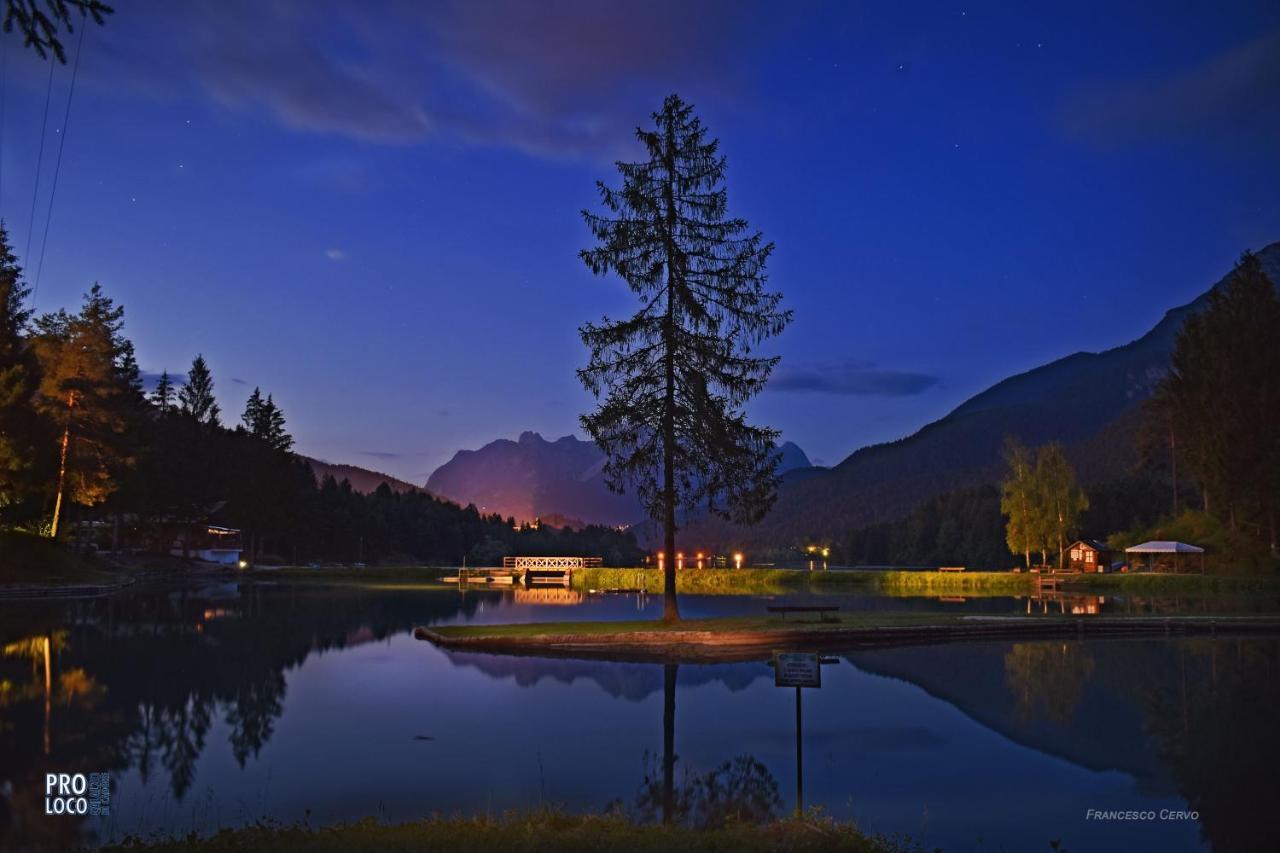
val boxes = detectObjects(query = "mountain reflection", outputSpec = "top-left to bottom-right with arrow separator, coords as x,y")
440,649 -> 771,700
1,584 -> 1278,851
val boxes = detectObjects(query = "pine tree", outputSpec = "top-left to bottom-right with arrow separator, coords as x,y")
242,387 -> 264,432
241,388 -> 293,452
578,94 -> 791,621
31,284 -> 135,537
0,222 -> 39,512
152,371 -> 174,413
262,394 -> 292,452
1150,252 -> 1280,551
179,354 -> 220,427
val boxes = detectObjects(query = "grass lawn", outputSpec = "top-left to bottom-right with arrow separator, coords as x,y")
101,812 -> 911,853
0,531 -> 118,587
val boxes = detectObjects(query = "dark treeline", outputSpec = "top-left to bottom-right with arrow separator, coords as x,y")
1145,252 -> 1280,553
0,227 -> 641,566
842,473 -> 1175,570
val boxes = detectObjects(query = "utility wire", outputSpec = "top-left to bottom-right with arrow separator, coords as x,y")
24,55 -> 56,266
33,23 -> 88,304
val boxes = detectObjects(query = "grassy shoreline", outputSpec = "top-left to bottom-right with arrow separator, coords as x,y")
101,812 -> 909,852
574,567 -> 1280,596
0,531 -> 120,588
419,612 -> 1280,662
7,550 -> 1279,599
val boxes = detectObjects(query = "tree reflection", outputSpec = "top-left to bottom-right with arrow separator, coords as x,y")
1143,638 -> 1280,851
1003,641 -> 1096,725
227,670 -> 286,766
632,661 -> 783,828
0,579 -> 481,843
635,752 -> 783,828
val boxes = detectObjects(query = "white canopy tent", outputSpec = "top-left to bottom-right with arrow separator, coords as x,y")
1124,540 -> 1206,573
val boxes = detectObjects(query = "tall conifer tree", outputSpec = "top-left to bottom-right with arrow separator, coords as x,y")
0,223 -> 38,511
179,354 -> 220,426
151,371 -> 174,413
1150,252 -> 1280,551
578,95 -> 791,621
32,284 -> 135,537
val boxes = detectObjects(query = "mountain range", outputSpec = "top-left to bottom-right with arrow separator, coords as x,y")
306,242 -> 1278,547
304,457 -> 422,495
426,431 -> 812,526
678,241 -> 1280,548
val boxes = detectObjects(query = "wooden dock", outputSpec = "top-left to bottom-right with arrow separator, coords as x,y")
444,556 -> 600,589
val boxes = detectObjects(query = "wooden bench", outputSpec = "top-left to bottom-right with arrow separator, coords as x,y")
938,566 -> 966,573
766,604 -> 840,622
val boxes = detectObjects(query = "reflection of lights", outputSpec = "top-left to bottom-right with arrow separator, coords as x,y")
695,552 -> 704,569
677,552 -> 685,570
733,552 -> 744,570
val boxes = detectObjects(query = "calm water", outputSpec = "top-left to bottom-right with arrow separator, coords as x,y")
2,581 -> 1277,851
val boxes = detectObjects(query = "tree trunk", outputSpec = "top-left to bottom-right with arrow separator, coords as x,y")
659,113 -> 681,623
49,393 -> 76,539
661,663 -> 678,824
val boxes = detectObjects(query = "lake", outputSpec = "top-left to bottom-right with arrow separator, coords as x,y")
2,580 -> 1276,851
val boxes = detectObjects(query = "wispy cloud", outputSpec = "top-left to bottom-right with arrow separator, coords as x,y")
359,450 -> 403,460
88,0 -> 787,158
1060,29 -> 1280,145
769,361 -> 939,397
325,248 -> 346,261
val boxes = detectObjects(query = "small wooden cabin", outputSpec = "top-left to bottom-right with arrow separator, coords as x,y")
1065,539 -> 1112,573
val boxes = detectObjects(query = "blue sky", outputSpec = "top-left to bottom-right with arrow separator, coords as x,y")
4,0 -> 1279,481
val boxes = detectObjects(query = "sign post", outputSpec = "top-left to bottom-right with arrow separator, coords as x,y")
773,652 -> 822,815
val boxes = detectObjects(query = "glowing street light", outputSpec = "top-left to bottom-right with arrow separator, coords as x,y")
733,552 -> 744,570
677,552 -> 685,571
696,552 -> 704,569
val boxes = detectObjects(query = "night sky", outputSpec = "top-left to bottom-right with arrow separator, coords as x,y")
3,1 -> 1278,482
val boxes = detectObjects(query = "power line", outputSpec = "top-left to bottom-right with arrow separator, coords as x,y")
24,55 -> 56,266
33,23 -> 88,304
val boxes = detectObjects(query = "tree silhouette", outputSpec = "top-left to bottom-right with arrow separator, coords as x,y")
150,370 -> 173,413
178,354 -> 220,427
2,0 -> 112,63
1148,252 -> 1280,551
0,223 -> 39,515
579,94 -> 791,620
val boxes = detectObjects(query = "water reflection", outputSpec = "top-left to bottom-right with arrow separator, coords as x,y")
0,582 -> 1276,851
1004,643 -> 1097,724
